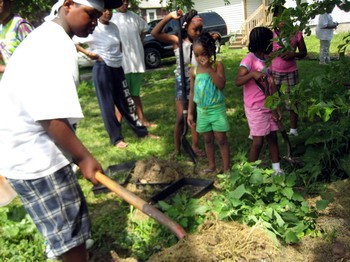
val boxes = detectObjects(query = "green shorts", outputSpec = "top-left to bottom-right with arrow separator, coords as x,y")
196,103 -> 230,133
125,73 -> 143,96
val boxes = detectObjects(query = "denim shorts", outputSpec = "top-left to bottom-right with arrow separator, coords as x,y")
7,165 -> 90,257
175,76 -> 190,100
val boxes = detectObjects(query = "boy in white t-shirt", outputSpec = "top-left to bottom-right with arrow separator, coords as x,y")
0,0 -> 121,261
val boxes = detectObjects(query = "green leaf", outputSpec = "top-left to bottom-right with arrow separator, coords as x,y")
292,191 -> 304,202
229,184 -> 246,199
179,217 -> 188,228
274,211 -> 285,227
282,188 -> 294,200
316,199 -> 331,210
285,173 -> 296,187
265,207 -> 273,219
285,231 -> 299,243
281,211 -> 299,223
249,169 -> 263,184
265,184 -> 278,193
158,201 -> 172,211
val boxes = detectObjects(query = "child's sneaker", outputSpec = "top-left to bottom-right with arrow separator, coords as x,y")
86,239 -> 94,249
287,129 -> 299,136
248,135 -> 253,140
45,241 -> 60,261
272,169 -> 285,176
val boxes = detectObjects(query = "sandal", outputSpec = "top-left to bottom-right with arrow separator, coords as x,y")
202,168 -> 215,174
193,149 -> 206,157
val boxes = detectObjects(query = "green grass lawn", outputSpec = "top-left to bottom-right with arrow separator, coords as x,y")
0,44 -> 346,261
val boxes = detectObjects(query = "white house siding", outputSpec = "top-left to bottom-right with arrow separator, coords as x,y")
194,0 -> 244,33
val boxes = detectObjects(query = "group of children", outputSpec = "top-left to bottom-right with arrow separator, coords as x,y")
0,1 -> 307,260
151,7 -> 306,175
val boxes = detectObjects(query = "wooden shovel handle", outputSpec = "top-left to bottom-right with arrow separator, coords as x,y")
95,172 -> 186,239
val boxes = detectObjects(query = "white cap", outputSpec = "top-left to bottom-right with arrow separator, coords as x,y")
45,0 -> 105,21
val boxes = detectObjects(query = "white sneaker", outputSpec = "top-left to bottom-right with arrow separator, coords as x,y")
45,241 -> 60,260
272,169 -> 285,176
71,163 -> 79,173
86,239 -> 94,249
287,131 -> 298,136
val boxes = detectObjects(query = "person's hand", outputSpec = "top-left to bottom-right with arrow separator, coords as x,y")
169,10 -> 182,20
77,155 -> 103,186
210,32 -> 220,40
280,51 -> 295,61
86,52 -> 100,60
251,71 -> 266,81
187,114 -> 196,128
272,108 -> 282,121
198,56 -> 210,67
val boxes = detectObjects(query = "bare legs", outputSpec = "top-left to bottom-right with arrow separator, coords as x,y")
62,244 -> 87,262
203,131 -> 230,173
132,95 -> 157,127
249,131 -> 279,163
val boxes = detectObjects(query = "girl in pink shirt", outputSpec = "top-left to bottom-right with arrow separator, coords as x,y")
271,6 -> 307,136
236,27 -> 282,174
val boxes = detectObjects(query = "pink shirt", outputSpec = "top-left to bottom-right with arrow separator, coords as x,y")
271,31 -> 302,72
240,53 -> 272,108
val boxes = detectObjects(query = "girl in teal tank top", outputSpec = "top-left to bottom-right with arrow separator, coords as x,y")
188,33 -> 230,174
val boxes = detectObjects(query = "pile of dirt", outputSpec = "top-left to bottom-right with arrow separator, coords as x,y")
148,220 -> 279,262
132,158 -> 183,184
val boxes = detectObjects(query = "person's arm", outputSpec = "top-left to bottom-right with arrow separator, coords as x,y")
208,61 -> 226,90
76,44 -> 100,60
17,22 -> 34,41
151,11 -> 182,47
235,66 -> 265,86
40,119 -> 102,185
280,33 -> 307,60
140,32 -> 147,41
187,67 -> 196,128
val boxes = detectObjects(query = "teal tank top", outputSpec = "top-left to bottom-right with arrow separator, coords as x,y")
193,66 -> 225,107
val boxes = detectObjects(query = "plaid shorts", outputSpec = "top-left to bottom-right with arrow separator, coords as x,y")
272,70 -> 299,87
7,165 -> 90,257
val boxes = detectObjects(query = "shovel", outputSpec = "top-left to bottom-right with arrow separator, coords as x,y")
254,78 -> 303,167
95,171 -> 186,239
177,7 -> 197,164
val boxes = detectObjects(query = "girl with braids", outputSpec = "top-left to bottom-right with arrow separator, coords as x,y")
151,9 -> 205,157
235,27 -> 283,175
188,33 -> 230,174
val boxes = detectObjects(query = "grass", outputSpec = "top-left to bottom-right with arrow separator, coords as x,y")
0,43 -> 345,261
303,31 -> 350,58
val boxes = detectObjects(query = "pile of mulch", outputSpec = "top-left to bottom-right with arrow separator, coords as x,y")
132,158 -> 183,184
148,220 -> 279,262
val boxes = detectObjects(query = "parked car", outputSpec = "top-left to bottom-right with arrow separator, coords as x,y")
143,11 -> 230,69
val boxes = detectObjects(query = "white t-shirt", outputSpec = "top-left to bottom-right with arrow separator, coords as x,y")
0,21 -> 83,180
74,21 -> 123,68
111,11 -> 148,73
316,13 -> 335,40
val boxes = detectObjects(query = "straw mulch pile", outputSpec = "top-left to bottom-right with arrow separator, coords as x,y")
148,220 -> 279,262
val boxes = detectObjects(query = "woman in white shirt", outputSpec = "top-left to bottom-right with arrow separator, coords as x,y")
316,6 -> 338,65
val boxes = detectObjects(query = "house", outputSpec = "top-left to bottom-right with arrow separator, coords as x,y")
138,0 -> 168,22
193,0 -> 350,46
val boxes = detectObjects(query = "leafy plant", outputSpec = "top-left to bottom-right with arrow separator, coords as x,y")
0,206 -> 45,261
158,193 -> 209,233
211,160 -> 323,243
